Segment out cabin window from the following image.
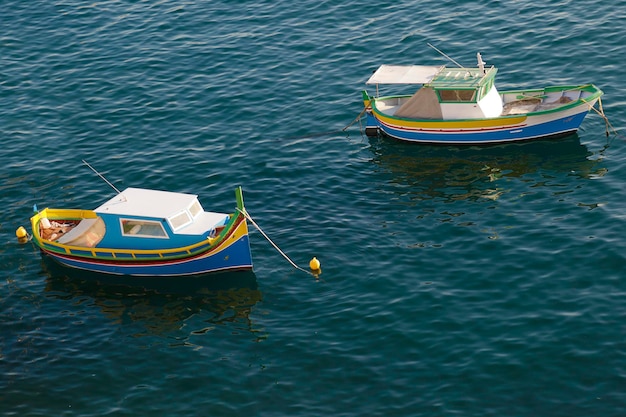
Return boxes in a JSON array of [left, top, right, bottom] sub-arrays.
[[438, 89, 476, 102], [479, 79, 494, 100], [168, 210, 192, 231], [121, 219, 168, 238], [188, 199, 202, 218]]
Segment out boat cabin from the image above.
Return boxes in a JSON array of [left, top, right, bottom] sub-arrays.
[[56, 188, 230, 250], [366, 54, 503, 120]]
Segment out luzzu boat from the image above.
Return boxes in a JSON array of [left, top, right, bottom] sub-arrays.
[[30, 187, 253, 277], [362, 53, 604, 144]]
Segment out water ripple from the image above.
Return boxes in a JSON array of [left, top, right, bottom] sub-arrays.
[[2, 0, 626, 416]]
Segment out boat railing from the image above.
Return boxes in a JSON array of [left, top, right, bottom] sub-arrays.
[[34, 205, 247, 261], [40, 233, 211, 260]]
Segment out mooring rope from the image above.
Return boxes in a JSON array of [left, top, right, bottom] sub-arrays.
[[277, 108, 368, 141], [342, 107, 368, 132], [237, 208, 316, 276], [582, 96, 620, 138]]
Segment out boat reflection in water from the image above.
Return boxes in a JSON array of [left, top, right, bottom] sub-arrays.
[[42, 258, 263, 341], [367, 134, 606, 202]]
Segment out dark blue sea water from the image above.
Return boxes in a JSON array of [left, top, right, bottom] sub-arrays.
[[2, 1, 625, 416]]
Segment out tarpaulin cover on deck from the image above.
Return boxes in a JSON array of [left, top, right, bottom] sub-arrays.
[[394, 87, 443, 119]]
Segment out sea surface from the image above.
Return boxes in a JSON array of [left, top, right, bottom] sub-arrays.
[[1, 1, 625, 416]]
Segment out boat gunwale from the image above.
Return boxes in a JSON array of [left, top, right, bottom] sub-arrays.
[[369, 84, 603, 124], [30, 207, 247, 262]]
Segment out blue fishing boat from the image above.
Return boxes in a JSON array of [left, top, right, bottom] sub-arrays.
[[362, 52, 604, 145], [30, 187, 253, 277]]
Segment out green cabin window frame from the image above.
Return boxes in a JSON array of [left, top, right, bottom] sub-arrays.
[[478, 79, 494, 101], [437, 89, 477, 103]]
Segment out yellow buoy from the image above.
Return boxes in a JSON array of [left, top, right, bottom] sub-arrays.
[[16, 226, 27, 239], [309, 257, 321, 271], [16, 226, 29, 243]]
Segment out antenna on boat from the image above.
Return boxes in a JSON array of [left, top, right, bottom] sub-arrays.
[[82, 160, 121, 194], [427, 43, 463, 68]]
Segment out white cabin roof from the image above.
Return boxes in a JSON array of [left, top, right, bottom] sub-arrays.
[[95, 187, 204, 218], [366, 65, 444, 85]]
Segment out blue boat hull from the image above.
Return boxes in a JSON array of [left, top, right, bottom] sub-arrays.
[[365, 110, 589, 145], [40, 235, 253, 277]]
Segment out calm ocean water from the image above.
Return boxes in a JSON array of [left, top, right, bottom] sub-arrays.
[[2, 1, 625, 415]]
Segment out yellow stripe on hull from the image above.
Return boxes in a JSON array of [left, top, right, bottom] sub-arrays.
[[373, 107, 528, 129]]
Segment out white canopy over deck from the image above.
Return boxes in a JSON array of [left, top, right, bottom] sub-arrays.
[[366, 65, 444, 85]]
